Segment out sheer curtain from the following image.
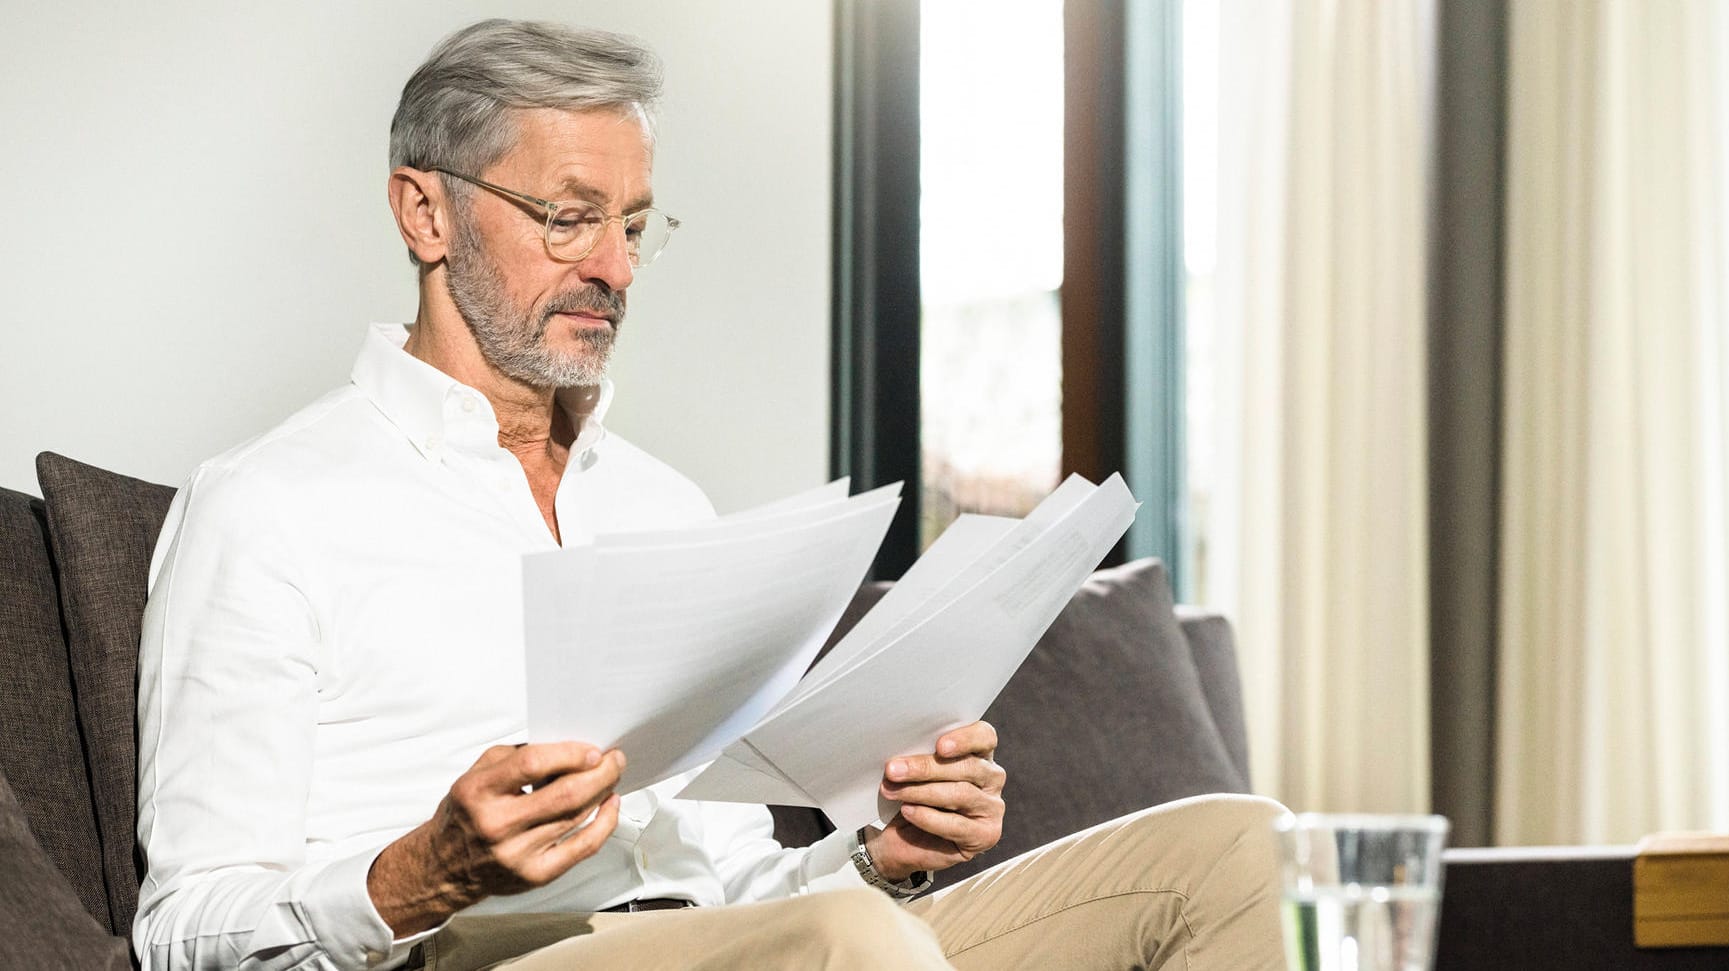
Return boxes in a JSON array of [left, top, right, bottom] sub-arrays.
[[1496, 0, 1729, 845], [1207, 0, 1437, 813]]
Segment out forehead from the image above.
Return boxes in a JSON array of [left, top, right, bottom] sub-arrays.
[[491, 106, 655, 200]]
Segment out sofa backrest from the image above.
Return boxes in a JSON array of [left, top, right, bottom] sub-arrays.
[[33, 453, 177, 939], [0, 485, 109, 925], [8, 453, 1258, 923]]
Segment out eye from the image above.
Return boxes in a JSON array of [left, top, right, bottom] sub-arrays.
[[550, 205, 603, 233]]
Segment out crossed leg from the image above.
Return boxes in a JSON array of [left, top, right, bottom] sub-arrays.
[[910, 793, 1288, 970], [420, 793, 1285, 970]]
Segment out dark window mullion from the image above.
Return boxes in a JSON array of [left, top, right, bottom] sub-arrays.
[[1063, 0, 1186, 590], [831, 0, 922, 579]]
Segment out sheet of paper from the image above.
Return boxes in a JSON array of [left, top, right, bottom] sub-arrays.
[[594, 481, 893, 548], [678, 474, 1137, 829], [770, 513, 1019, 714], [524, 489, 899, 792], [773, 474, 1097, 710]]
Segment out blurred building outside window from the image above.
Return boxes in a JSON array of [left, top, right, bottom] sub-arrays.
[[919, 0, 1066, 548]]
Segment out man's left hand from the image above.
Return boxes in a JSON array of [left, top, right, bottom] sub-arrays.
[[864, 720, 1006, 882]]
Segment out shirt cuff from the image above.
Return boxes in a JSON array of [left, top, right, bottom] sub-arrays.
[[802, 826, 868, 894], [297, 845, 445, 970]]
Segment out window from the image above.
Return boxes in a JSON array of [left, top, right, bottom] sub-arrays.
[[834, 0, 1187, 583]]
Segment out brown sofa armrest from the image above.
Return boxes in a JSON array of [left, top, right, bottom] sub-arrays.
[[0, 768, 130, 969]]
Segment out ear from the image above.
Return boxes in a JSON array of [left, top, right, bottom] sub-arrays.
[[388, 166, 454, 266]]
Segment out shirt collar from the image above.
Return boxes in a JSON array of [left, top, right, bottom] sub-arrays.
[[350, 323, 612, 461]]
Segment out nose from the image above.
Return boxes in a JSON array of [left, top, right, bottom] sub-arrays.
[[576, 218, 635, 292]]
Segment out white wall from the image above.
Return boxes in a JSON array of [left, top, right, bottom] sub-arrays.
[[0, 1, 832, 513]]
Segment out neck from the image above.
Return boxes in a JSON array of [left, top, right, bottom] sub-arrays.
[[403, 282, 576, 455]]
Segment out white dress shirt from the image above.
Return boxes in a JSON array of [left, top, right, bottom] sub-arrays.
[[134, 324, 861, 971]]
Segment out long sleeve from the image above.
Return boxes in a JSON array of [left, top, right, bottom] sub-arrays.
[[697, 800, 865, 904], [133, 464, 417, 971]]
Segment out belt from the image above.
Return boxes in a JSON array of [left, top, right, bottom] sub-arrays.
[[601, 897, 697, 913]]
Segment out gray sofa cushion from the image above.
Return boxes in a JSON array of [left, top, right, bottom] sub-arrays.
[[0, 487, 108, 925], [35, 453, 176, 939], [0, 764, 130, 969]]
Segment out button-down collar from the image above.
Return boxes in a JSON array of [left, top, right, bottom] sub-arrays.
[[350, 323, 613, 462]]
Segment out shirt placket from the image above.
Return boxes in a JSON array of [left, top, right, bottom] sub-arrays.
[[440, 389, 561, 550]]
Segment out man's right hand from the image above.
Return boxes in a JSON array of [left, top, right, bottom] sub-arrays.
[[367, 742, 625, 937]]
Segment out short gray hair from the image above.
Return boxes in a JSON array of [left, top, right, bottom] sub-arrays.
[[390, 19, 663, 176]]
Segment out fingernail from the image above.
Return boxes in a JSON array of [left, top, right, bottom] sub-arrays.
[[613, 750, 628, 770], [583, 749, 601, 768], [939, 740, 955, 756], [888, 759, 906, 779]]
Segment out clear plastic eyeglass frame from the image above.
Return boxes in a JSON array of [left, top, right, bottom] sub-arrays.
[[431, 167, 679, 267]]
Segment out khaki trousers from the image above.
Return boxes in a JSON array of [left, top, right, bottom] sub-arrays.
[[416, 793, 1287, 971]]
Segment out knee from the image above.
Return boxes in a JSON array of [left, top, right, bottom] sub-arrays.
[[1132, 792, 1287, 852], [787, 889, 944, 966], [1107, 793, 1288, 885], [1146, 794, 1287, 904]]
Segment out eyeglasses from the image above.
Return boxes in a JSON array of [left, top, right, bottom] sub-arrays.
[[432, 168, 679, 267]]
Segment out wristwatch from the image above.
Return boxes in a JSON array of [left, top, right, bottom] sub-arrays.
[[850, 827, 932, 899]]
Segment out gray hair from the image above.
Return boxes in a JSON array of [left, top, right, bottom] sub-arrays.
[[391, 19, 663, 179]]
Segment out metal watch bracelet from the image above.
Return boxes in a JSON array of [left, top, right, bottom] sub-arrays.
[[850, 827, 932, 900]]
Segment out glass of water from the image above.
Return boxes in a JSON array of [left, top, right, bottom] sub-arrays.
[[1274, 813, 1450, 971]]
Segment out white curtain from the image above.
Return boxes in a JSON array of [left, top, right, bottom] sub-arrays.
[[1497, 0, 1729, 845], [1208, 0, 1437, 813]]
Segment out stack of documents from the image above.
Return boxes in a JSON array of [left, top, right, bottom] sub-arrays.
[[524, 473, 1137, 833]]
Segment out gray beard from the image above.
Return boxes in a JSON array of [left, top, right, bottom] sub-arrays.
[[445, 218, 623, 388]]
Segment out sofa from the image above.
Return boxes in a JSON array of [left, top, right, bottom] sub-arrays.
[[1, 452, 1256, 968], [9, 452, 1724, 969]]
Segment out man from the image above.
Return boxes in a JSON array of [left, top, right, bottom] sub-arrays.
[[134, 19, 1285, 971]]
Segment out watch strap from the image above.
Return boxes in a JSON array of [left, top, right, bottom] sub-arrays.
[[850, 827, 932, 900]]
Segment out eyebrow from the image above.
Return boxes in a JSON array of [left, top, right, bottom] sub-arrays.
[[555, 178, 655, 213]]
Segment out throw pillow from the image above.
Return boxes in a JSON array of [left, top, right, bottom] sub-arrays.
[[35, 452, 177, 938]]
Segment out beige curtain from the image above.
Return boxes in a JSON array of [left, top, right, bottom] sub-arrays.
[[1497, 0, 1729, 845], [1208, 0, 1436, 813]]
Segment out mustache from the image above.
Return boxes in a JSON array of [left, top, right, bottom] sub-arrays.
[[540, 286, 625, 326]]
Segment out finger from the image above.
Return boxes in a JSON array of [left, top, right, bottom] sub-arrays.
[[517, 793, 622, 885], [897, 799, 1003, 852], [936, 721, 997, 760], [880, 820, 969, 869], [878, 814, 989, 870], [886, 754, 1005, 791], [510, 751, 626, 830], [881, 779, 998, 815], [471, 744, 523, 772], [481, 742, 607, 794]]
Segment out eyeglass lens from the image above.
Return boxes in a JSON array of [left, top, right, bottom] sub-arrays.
[[547, 203, 674, 266]]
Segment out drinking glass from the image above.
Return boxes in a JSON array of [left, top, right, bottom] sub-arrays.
[[1274, 813, 1450, 971]]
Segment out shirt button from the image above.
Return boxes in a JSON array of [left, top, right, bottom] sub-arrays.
[[462, 396, 478, 413], [424, 434, 442, 450], [363, 947, 385, 965]]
